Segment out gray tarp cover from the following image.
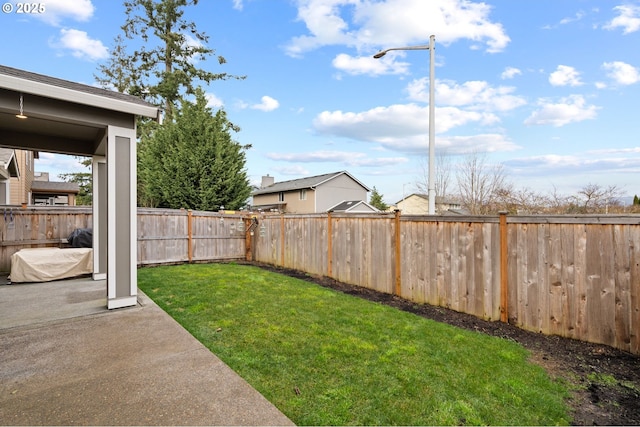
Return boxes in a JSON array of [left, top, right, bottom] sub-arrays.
[[10, 248, 93, 283]]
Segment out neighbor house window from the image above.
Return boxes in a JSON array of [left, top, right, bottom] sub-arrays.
[[299, 189, 307, 200], [278, 192, 284, 202]]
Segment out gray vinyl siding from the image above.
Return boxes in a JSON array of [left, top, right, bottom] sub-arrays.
[[315, 174, 368, 212]]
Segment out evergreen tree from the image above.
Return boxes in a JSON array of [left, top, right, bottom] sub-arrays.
[[634, 195, 639, 205], [95, 0, 244, 119], [59, 172, 92, 206], [369, 186, 389, 211], [138, 89, 251, 210]]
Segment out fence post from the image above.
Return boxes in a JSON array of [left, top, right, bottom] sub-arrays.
[[327, 211, 333, 277], [280, 214, 285, 266], [244, 217, 253, 262], [499, 211, 508, 323], [187, 209, 193, 263], [394, 209, 401, 296]]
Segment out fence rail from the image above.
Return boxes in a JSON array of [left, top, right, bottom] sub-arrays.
[[1, 207, 639, 355]]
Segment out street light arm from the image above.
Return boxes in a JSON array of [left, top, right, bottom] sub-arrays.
[[373, 44, 431, 58]]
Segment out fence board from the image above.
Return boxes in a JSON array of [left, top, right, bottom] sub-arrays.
[[575, 224, 589, 341], [614, 225, 631, 352], [459, 223, 473, 314], [450, 223, 460, 312], [630, 230, 640, 354], [560, 224, 577, 339], [548, 223, 563, 336]]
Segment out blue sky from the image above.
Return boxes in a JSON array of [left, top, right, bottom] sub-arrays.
[[1, 0, 640, 204]]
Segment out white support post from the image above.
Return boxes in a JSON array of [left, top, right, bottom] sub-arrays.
[[106, 125, 138, 309]]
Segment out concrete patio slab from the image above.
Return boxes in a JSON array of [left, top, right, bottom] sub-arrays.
[[0, 279, 294, 426], [0, 277, 107, 329]]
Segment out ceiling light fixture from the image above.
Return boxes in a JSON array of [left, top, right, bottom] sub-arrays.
[[16, 94, 27, 119]]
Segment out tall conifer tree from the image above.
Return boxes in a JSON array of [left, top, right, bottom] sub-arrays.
[[96, 0, 243, 118], [138, 90, 251, 210]]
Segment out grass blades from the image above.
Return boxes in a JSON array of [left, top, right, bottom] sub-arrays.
[[138, 263, 569, 426]]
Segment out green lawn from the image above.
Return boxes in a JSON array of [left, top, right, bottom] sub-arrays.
[[138, 263, 569, 426]]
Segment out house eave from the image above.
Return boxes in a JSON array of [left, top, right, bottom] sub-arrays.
[[0, 74, 159, 119]]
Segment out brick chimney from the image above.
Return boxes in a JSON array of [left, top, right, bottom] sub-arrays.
[[261, 174, 275, 188]]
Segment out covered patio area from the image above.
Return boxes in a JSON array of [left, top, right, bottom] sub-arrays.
[[0, 64, 159, 309]]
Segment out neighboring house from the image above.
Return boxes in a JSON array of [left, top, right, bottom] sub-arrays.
[[9, 149, 37, 205], [31, 173, 79, 206], [396, 193, 462, 215], [0, 148, 20, 204], [3, 150, 79, 206], [252, 171, 370, 213], [328, 200, 379, 213]]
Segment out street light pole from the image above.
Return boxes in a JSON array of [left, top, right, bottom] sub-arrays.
[[374, 35, 436, 214]]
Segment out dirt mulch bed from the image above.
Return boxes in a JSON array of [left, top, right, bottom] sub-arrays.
[[250, 262, 640, 426]]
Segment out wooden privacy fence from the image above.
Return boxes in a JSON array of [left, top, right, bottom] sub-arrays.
[[0, 206, 93, 272], [0, 207, 246, 271], [137, 208, 246, 265], [2, 207, 639, 355], [252, 212, 640, 355]]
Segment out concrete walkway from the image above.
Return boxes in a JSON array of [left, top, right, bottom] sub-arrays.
[[0, 278, 294, 426]]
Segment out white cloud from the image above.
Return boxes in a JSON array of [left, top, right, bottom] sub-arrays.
[[549, 65, 583, 87], [407, 78, 526, 112], [524, 95, 599, 127], [437, 134, 520, 154], [332, 52, 410, 76], [51, 28, 108, 61], [273, 165, 311, 176], [501, 67, 521, 80], [232, 0, 243, 11], [35, 152, 89, 178], [602, 61, 640, 85], [506, 154, 640, 176], [266, 150, 408, 167], [589, 147, 640, 155], [268, 151, 365, 163], [184, 33, 203, 51], [350, 157, 409, 167], [604, 4, 640, 34], [205, 93, 224, 108], [250, 96, 280, 112], [543, 10, 586, 29], [559, 10, 586, 25], [285, 0, 510, 57], [312, 103, 509, 153], [507, 154, 583, 170], [28, 0, 94, 26]]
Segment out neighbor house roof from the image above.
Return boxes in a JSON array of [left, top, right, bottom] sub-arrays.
[[0, 64, 159, 118], [328, 200, 379, 213], [0, 148, 19, 178], [252, 171, 370, 196], [31, 180, 79, 194]]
